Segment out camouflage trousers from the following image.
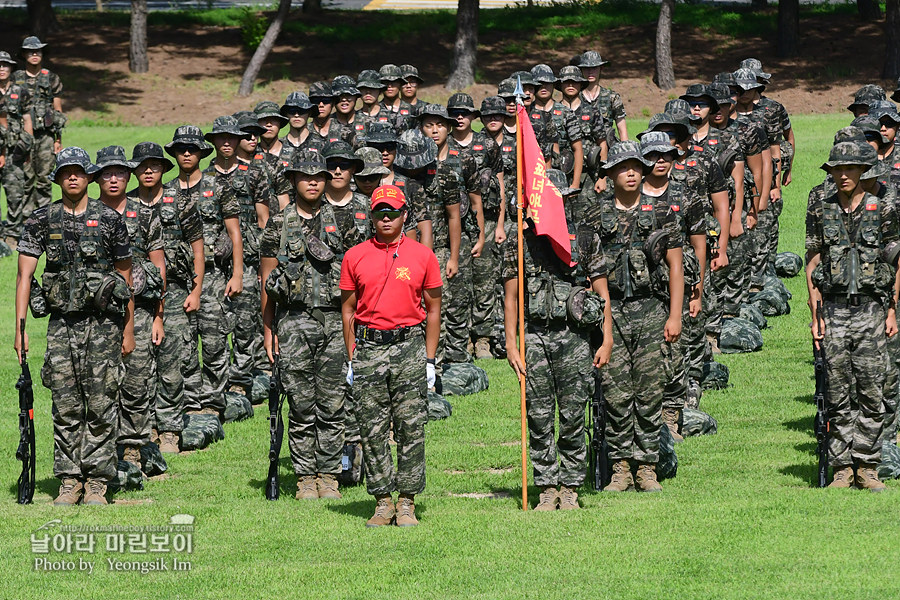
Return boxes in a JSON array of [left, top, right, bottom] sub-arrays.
[[435, 234, 473, 365], [42, 312, 123, 483], [708, 230, 752, 332], [228, 262, 267, 390], [119, 304, 157, 446], [602, 297, 667, 464], [662, 291, 706, 410], [767, 198, 782, 270], [1, 155, 27, 239], [154, 280, 195, 433], [823, 299, 890, 467], [353, 330, 428, 496], [524, 323, 591, 488], [183, 267, 233, 413], [278, 307, 345, 476], [25, 131, 54, 211], [748, 207, 774, 288], [885, 334, 900, 439], [471, 215, 502, 340]]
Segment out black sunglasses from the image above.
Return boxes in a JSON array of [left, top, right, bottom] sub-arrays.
[[373, 208, 405, 220]]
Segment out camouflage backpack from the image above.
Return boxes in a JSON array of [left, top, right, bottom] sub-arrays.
[[441, 363, 489, 396], [719, 317, 763, 354]]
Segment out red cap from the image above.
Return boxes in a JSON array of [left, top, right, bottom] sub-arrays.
[[370, 184, 406, 210]]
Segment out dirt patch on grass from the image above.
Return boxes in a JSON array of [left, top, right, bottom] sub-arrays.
[[448, 491, 512, 499]]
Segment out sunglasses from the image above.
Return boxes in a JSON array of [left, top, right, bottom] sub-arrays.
[[327, 160, 356, 171], [370, 143, 397, 152], [310, 97, 332, 105], [355, 174, 382, 183], [865, 132, 882, 141], [687, 100, 710, 108], [373, 208, 405, 220]]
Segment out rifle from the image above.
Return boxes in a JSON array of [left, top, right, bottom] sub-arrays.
[[265, 352, 285, 501], [16, 318, 36, 504], [812, 301, 829, 488], [589, 369, 609, 490]]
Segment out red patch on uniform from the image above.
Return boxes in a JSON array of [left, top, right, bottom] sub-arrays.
[[238, 164, 249, 171], [355, 212, 366, 219], [709, 139, 718, 146], [282, 161, 289, 167], [569, 233, 577, 240], [427, 169, 436, 175], [449, 149, 458, 156], [325, 225, 336, 232], [378, 116, 389, 122], [581, 115, 591, 120], [553, 110, 562, 115], [41, 69, 48, 74], [395, 180, 405, 187], [329, 138, 338, 143], [400, 109, 409, 115], [894, 162, 900, 170], [202, 190, 214, 197], [670, 204, 680, 212], [355, 124, 365, 130], [674, 163, 685, 170], [473, 144, 483, 151], [162, 196, 174, 203], [502, 146, 513, 152], [254, 153, 264, 160], [531, 114, 540, 120], [687, 160, 698, 167], [693, 145, 703, 152], [10, 93, 17, 99], [86, 219, 98, 227], [866, 203, 878, 211], [641, 204, 653, 211], [126, 211, 137, 218]]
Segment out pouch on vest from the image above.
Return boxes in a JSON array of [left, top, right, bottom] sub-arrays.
[[93, 271, 131, 314], [525, 273, 551, 322], [549, 279, 572, 321], [214, 229, 233, 271], [132, 259, 164, 301], [567, 287, 605, 327], [29, 276, 49, 318]]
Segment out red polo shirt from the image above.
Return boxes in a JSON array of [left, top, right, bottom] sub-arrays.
[[340, 236, 442, 330]]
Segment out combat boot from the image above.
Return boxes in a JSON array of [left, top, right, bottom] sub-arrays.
[[54, 479, 83, 505], [366, 496, 395, 527], [663, 408, 684, 443], [474, 337, 493, 360], [828, 466, 854, 488], [686, 379, 702, 410], [83, 479, 109, 505], [635, 463, 663, 493], [466, 338, 475, 357], [395, 494, 418, 527], [122, 445, 142, 470], [295, 475, 318, 500], [151, 428, 159, 445], [856, 464, 886, 492], [706, 332, 721, 355], [533, 487, 558, 511], [558, 486, 579, 510], [317, 473, 342, 499], [159, 432, 180, 454], [603, 460, 634, 492]]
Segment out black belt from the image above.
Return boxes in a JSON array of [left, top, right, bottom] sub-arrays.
[[356, 323, 422, 345], [822, 293, 878, 307]]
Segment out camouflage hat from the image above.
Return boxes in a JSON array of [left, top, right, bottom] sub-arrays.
[[447, 92, 479, 115], [331, 75, 360, 97], [738, 58, 771, 83], [848, 84, 886, 111], [639, 112, 691, 142], [357, 69, 386, 90], [510, 70, 536, 87], [395, 129, 438, 170], [665, 98, 700, 125], [600, 140, 653, 175], [892, 78, 900, 103], [480, 95, 507, 117], [164, 125, 214, 158], [233, 110, 266, 135], [680, 84, 718, 110], [400, 64, 423, 83], [95, 145, 136, 173], [379, 64, 404, 83], [256, 100, 289, 124], [640, 130, 680, 157], [858, 143, 887, 180], [732, 68, 764, 91], [366, 121, 399, 144], [284, 149, 332, 179], [355, 146, 390, 177], [708, 82, 736, 106], [418, 103, 455, 126], [21, 36, 47, 50], [204, 115, 251, 142], [712, 71, 737, 87], [851, 115, 889, 144], [832, 126, 867, 146], [0, 51, 16, 65], [556, 65, 586, 88], [497, 78, 517, 98], [870, 99, 900, 124], [546, 168, 577, 197], [820, 141, 872, 172], [131, 141, 174, 173], [531, 64, 557, 84], [578, 50, 609, 68], [51, 147, 98, 181], [308, 81, 333, 100], [280, 92, 313, 116], [323, 140, 364, 171]]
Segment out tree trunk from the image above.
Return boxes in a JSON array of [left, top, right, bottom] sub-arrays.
[[858, 0, 882, 20], [96, 0, 104, 12], [776, 0, 800, 57], [885, 0, 900, 79], [26, 0, 59, 38], [129, 0, 149, 73], [238, 0, 292, 97], [654, 0, 675, 90], [446, 0, 479, 90], [302, 0, 321, 14], [750, 0, 767, 11]]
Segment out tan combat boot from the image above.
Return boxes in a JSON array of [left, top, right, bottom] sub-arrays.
[[635, 463, 663, 493], [663, 408, 684, 443], [395, 494, 418, 527], [54, 479, 83, 505], [295, 475, 319, 500], [158, 432, 180, 454], [151, 428, 160, 445], [122, 445, 142, 470], [828, 466, 854, 488], [83, 479, 109, 505], [706, 332, 721, 355], [603, 460, 634, 492], [533, 487, 558, 511], [558, 486, 579, 510], [856, 464, 886, 492], [474, 337, 493, 360], [317, 473, 342, 499], [366, 496, 395, 527]]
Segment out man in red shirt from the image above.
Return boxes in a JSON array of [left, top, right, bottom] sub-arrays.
[[340, 184, 442, 527]]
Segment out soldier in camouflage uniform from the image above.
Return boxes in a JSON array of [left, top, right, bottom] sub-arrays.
[[503, 168, 613, 510], [532, 64, 585, 191], [400, 65, 425, 117], [354, 145, 390, 198], [95, 146, 165, 471], [341, 184, 442, 526], [278, 92, 318, 167], [869, 101, 900, 188], [500, 74, 559, 163], [308, 81, 343, 147], [589, 142, 684, 493], [355, 69, 392, 132], [260, 150, 347, 501], [577, 50, 627, 145], [848, 84, 886, 118], [256, 100, 290, 171], [16, 147, 135, 505], [233, 110, 291, 221], [806, 141, 900, 491], [14, 37, 65, 213], [379, 64, 415, 132], [324, 141, 371, 248], [0, 50, 34, 245], [331, 75, 365, 148], [558, 65, 609, 185]]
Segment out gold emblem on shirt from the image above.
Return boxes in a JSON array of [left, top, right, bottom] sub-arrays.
[[395, 267, 410, 281]]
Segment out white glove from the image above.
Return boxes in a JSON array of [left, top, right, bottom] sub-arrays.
[[346, 361, 354, 386], [426, 360, 436, 389]]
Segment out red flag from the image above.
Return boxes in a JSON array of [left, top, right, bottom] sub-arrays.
[[516, 104, 573, 266]]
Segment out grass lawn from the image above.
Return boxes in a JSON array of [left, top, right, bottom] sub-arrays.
[[2, 113, 900, 598]]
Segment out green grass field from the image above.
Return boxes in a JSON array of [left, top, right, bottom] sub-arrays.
[[3, 113, 900, 598]]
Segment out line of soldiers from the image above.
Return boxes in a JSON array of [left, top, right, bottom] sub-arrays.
[[10, 50, 807, 516]]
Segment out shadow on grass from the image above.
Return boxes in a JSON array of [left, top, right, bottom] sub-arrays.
[[7, 477, 60, 500], [247, 456, 296, 499], [779, 463, 819, 488], [784, 414, 814, 434]]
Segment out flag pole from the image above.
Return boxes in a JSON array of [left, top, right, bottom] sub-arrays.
[[514, 76, 528, 512]]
